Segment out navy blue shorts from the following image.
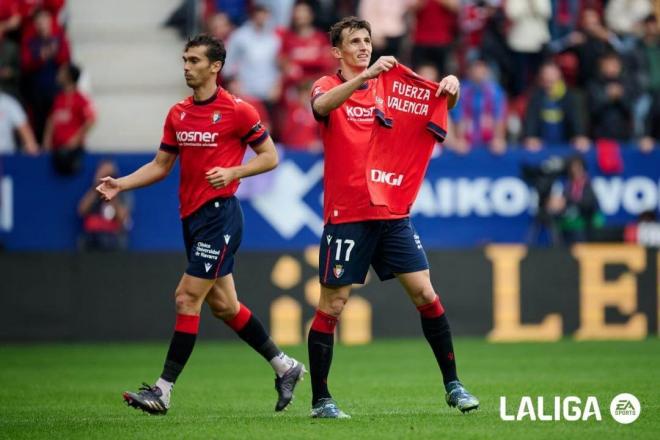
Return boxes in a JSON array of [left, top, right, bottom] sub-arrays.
[[319, 218, 429, 286], [182, 196, 243, 279]]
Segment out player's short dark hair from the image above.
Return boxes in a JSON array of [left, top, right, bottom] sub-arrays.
[[328, 16, 371, 47], [184, 34, 226, 65]]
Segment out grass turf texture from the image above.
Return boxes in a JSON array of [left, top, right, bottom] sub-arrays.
[[0, 339, 658, 439]]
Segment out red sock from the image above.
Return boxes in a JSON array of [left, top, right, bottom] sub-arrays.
[[417, 296, 445, 318], [174, 313, 200, 334], [310, 310, 338, 334], [225, 303, 252, 332]]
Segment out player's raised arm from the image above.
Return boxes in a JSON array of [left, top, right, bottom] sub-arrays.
[[96, 149, 177, 201], [313, 55, 397, 117]]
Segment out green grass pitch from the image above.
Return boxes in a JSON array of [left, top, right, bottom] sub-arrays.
[[1, 339, 658, 439]]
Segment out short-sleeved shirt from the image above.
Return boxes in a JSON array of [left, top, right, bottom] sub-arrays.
[[311, 71, 407, 224], [367, 63, 447, 215], [50, 90, 95, 148], [160, 87, 268, 219], [0, 92, 27, 153]]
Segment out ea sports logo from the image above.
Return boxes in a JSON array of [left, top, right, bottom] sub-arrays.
[[610, 393, 641, 424]]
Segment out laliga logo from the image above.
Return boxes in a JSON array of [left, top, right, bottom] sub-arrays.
[[371, 169, 404, 187], [500, 393, 641, 423]]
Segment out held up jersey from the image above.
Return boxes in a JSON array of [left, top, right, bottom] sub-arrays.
[[311, 71, 407, 224], [366, 63, 448, 215], [160, 88, 268, 218]]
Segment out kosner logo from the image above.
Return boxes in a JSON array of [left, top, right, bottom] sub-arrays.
[[175, 131, 219, 143], [345, 106, 374, 118], [371, 169, 403, 187]]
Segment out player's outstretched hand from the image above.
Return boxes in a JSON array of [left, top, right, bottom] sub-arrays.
[[361, 56, 397, 80], [206, 167, 238, 189], [96, 177, 121, 201], [436, 75, 460, 97]]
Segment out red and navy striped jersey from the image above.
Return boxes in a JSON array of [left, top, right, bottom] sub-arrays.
[[160, 87, 268, 218]]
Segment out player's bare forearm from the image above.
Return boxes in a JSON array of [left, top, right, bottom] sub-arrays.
[[205, 138, 278, 189], [313, 76, 369, 116], [236, 137, 278, 179], [116, 150, 177, 191], [314, 57, 397, 116]]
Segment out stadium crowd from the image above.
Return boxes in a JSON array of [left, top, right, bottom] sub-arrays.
[[0, 0, 95, 174], [181, 0, 659, 154], [2, 0, 658, 157]]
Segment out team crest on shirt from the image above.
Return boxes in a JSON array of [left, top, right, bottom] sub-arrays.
[[212, 112, 222, 123], [333, 264, 344, 278], [180, 111, 186, 120]]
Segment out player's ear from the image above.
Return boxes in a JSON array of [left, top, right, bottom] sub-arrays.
[[331, 46, 342, 61], [211, 60, 222, 74]]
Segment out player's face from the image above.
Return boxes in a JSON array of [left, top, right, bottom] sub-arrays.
[[334, 28, 372, 69], [183, 46, 220, 89]]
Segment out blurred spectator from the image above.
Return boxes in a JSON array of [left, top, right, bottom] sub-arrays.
[[450, 58, 507, 154], [223, 5, 281, 105], [0, 0, 21, 38], [21, 8, 70, 142], [165, 0, 199, 39], [279, 1, 333, 97], [279, 81, 321, 151], [505, 0, 551, 96], [0, 28, 20, 98], [44, 63, 95, 175], [308, 0, 358, 33], [605, 0, 652, 38], [586, 51, 637, 142], [0, 90, 39, 154], [523, 62, 589, 151], [78, 160, 131, 251], [550, 8, 624, 88], [255, 0, 296, 28], [224, 76, 272, 132], [640, 91, 659, 151], [19, 0, 67, 26], [625, 13, 660, 138], [209, 0, 249, 26], [478, 4, 515, 90], [206, 11, 234, 42], [548, 155, 603, 244], [410, 0, 459, 74], [458, 0, 501, 69], [549, 0, 590, 40], [358, 0, 411, 61], [639, 15, 660, 94]]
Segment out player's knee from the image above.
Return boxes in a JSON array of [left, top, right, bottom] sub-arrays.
[[208, 296, 239, 320], [326, 296, 348, 316], [409, 286, 437, 306], [174, 287, 200, 313]]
